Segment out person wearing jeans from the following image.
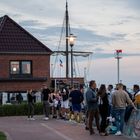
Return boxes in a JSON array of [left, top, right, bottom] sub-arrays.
[[112, 83, 137, 136], [112, 107, 125, 133]]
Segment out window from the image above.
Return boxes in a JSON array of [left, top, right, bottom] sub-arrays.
[[21, 61, 31, 74], [11, 61, 20, 74], [10, 61, 32, 77]]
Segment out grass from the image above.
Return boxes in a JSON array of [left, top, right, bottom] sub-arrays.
[[0, 132, 6, 140]]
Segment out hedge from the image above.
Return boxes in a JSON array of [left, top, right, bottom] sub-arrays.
[[0, 103, 43, 116], [0, 132, 6, 140]]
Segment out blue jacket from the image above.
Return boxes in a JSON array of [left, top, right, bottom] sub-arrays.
[[86, 87, 98, 110]]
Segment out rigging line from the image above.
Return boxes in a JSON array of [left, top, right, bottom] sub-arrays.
[[73, 56, 77, 77], [74, 56, 80, 77], [68, 5, 72, 35], [69, 22, 71, 34], [52, 15, 65, 76], [87, 55, 91, 76], [75, 57, 81, 77], [87, 54, 93, 78], [68, 6, 71, 34]]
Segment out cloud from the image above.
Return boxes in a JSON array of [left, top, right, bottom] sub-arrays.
[[135, 32, 140, 36], [18, 20, 128, 53], [126, 0, 140, 11], [19, 20, 41, 27], [123, 53, 140, 57], [0, 0, 140, 87], [93, 52, 140, 59], [93, 48, 104, 52], [111, 33, 127, 40]]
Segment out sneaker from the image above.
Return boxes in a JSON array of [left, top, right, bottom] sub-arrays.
[[27, 118, 30, 121], [85, 127, 89, 130], [90, 130, 95, 135], [44, 117, 49, 121], [53, 116, 57, 119], [61, 116, 66, 120], [115, 131, 122, 136], [100, 132, 108, 136], [30, 118, 35, 121]]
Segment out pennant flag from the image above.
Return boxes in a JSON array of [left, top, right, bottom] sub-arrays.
[[116, 50, 122, 53], [60, 59, 63, 67]]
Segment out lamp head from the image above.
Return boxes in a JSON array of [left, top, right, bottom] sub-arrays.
[[69, 33, 76, 47]]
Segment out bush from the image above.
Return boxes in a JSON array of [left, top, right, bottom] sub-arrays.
[[0, 103, 43, 116], [0, 132, 6, 140]]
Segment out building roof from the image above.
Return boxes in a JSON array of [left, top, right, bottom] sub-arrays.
[[0, 15, 52, 54]]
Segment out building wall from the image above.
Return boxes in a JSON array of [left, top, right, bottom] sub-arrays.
[[50, 77, 84, 89], [0, 82, 44, 91], [0, 54, 51, 91]]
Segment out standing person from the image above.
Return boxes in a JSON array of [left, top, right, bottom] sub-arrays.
[[133, 84, 140, 97], [69, 87, 84, 123], [86, 80, 100, 135], [16, 93, 23, 104], [53, 90, 61, 119], [112, 83, 137, 136], [134, 92, 140, 109], [133, 85, 140, 108], [68, 87, 74, 120], [0, 93, 2, 105], [27, 89, 35, 120], [107, 84, 114, 117], [123, 85, 133, 123], [123, 85, 132, 100], [133, 85, 140, 109], [60, 87, 69, 119], [84, 87, 89, 130], [41, 84, 51, 120], [97, 84, 109, 136]]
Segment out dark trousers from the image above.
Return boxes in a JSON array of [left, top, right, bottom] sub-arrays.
[[88, 108, 100, 133], [85, 106, 89, 128], [28, 102, 34, 118], [43, 101, 50, 117], [108, 104, 112, 117], [99, 105, 108, 132]]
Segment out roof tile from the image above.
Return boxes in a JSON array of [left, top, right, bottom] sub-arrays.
[[0, 15, 52, 54]]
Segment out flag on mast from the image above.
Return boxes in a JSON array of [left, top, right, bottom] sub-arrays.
[[116, 50, 122, 53], [60, 59, 63, 67]]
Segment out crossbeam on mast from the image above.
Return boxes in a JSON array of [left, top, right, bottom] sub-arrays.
[[52, 51, 93, 57]]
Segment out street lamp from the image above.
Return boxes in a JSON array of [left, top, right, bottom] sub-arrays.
[[69, 33, 76, 87], [114, 50, 122, 84]]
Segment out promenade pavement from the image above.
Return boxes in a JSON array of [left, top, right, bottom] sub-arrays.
[[0, 116, 137, 140]]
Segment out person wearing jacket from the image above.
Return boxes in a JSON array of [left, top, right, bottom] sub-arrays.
[[97, 84, 109, 136], [69, 87, 84, 122], [112, 83, 137, 136], [86, 80, 100, 135], [27, 89, 35, 120]]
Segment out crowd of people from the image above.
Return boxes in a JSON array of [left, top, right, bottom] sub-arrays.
[[27, 82, 140, 136]]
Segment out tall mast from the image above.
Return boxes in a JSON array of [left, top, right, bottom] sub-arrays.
[[66, 0, 69, 78], [52, 1, 93, 80]]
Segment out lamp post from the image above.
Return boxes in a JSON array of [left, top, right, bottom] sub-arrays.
[[69, 34, 76, 87], [114, 50, 122, 84]]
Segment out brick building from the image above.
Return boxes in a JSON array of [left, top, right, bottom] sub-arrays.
[[51, 77, 84, 89], [0, 15, 52, 98]]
